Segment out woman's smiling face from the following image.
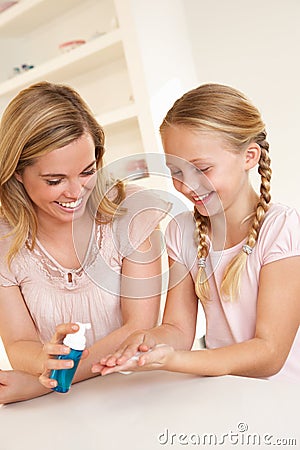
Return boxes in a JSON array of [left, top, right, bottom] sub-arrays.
[[15, 132, 97, 225], [162, 125, 251, 219]]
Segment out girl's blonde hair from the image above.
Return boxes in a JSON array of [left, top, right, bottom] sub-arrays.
[[0, 81, 125, 266], [160, 83, 271, 302]]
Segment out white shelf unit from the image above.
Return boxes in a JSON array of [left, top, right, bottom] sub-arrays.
[[0, 0, 197, 179], [0, 0, 148, 173]]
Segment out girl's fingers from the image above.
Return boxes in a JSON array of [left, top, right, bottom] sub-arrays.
[[99, 354, 113, 366], [138, 344, 172, 367], [99, 342, 143, 367], [104, 334, 157, 366], [91, 363, 103, 373], [114, 345, 140, 365], [115, 334, 158, 364], [100, 346, 170, 376], [103, 349, 128, 366], [95, 333, 159, 374], [100, 357, 138, 376]]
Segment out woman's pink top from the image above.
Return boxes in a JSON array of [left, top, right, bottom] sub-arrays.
[[165, 203, 300, 381], [0, 186, 171, 347]]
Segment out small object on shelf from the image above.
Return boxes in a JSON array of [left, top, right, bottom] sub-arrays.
[[10, 63, 34, 78], [110, 16, 118, 30], [12, 66, 21, 76], [0, 1, 19, 13], [88, 31, 106, 41], [21, 63, 34, 71], [58, 39, 86, 53]]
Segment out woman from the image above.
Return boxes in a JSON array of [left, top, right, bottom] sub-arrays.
[[0, 81, 170, 403]]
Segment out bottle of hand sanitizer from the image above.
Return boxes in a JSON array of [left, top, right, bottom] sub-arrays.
[[50, 322, 91, 393]]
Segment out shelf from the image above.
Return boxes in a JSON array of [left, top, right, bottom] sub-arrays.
[[0, 0, 84, 35], [0, 28, 123, 96], [0, 0, 164, 174], [97, 104, 137, 127]]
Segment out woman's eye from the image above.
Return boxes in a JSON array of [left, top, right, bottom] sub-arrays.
[[46, 179, 62, 186], [81, 168, 96, 177]]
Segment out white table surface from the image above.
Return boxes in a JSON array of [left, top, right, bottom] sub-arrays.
[[0, 371, 299, 450]]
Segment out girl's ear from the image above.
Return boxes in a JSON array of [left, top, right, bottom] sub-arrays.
[[14, 172, 23, 183], [244, 143, 261, 170]]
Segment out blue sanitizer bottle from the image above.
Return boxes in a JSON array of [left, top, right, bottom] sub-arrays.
[[50, 322, 91, 393]]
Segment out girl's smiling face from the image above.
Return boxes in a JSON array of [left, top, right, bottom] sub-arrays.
[[15, 133, 97, 226], [162, 125, 256, 220]]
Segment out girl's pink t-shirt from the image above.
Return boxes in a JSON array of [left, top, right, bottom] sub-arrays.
[[165, 203, 300, 381]]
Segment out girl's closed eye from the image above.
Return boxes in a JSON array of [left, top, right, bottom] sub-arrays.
[[167, 166, 182, 176], [195, 166, 210, 173], [171, 169, 182, 176]]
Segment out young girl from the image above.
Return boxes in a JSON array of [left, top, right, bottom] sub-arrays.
[[0, 81, 170, 403], [97, 83, 300, 381]]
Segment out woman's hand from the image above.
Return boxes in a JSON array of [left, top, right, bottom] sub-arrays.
[[0, 369, 50, 404], [39, 323, 88, 389]]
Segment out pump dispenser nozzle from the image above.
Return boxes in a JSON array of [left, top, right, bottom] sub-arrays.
[[63, 322, 91, 351], [50, 322, 91, 393]]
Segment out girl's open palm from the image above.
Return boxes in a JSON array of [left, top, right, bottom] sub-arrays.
[[100, 342, 174, 376]]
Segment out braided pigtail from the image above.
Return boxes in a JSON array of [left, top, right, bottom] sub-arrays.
[[221, 132, 272, 301], [194, 208, 210, 302]]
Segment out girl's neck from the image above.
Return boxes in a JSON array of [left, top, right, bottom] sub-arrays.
[[211, 188, 259, 250]]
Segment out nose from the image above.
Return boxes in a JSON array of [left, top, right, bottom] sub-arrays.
[[63, 178, 84, 199], [180, 170, 201, 196]]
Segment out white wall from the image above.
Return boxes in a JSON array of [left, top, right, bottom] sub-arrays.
[[183, 0, 300, 210]]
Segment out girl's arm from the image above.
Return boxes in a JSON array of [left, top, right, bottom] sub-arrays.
[[100, 256, 300, 378], [0, 370, 50, 405], [162, 255, 300, 378], [39, 228, 163, 387]]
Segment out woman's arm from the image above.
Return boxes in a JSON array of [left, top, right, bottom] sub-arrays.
[[0, 226, 162, 382], [0, 285, 46, 375], [39, 228, 164, 387], [100, 256, 300, 378]]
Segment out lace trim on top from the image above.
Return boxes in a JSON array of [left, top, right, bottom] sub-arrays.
[[25, 222, 107, 289]]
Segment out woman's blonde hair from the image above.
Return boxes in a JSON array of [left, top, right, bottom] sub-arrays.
[[0, 81, 125, 265], [160, 83, 271, 302]]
